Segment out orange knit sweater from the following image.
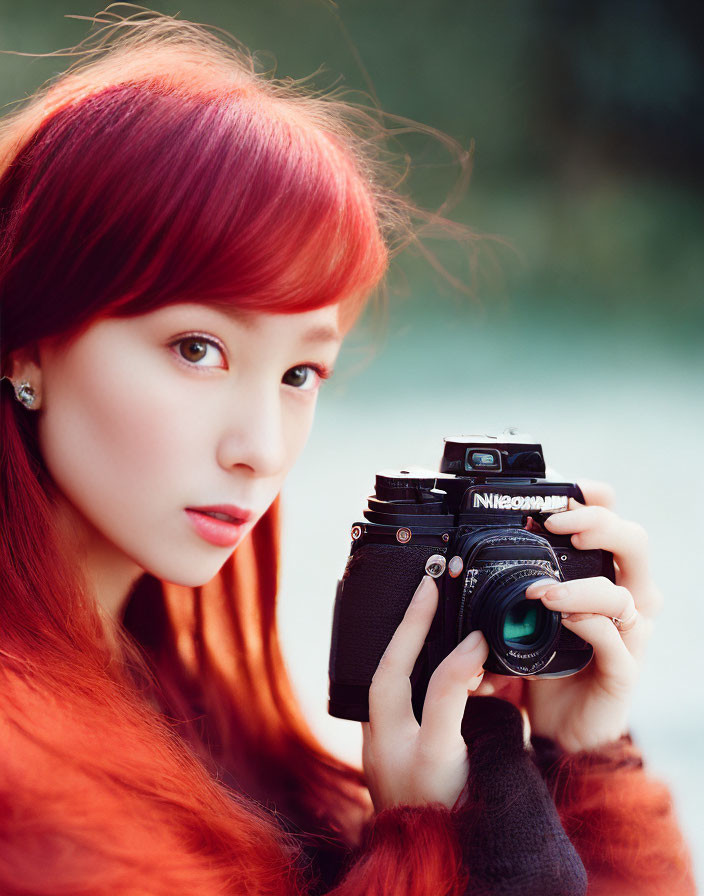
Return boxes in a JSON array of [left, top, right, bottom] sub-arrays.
[[334, 730, 698, 896]]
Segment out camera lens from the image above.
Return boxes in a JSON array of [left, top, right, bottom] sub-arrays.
[[502, 600, 545, 645], [466, 565, 562, 675]]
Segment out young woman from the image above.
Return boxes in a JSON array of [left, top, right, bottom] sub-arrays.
[[0, 9, 696, 895]]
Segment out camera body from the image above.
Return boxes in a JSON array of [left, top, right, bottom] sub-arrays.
[[328, 433, 615, 723]]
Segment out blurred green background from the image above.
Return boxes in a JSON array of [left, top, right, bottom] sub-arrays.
[[2, 0, 701, 341], [1, 0, 702, 885]]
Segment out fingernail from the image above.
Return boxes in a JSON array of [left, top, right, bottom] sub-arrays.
[[459, 630, 483, 653], [412, 575, 434, 602], [544, 585, 568, 601], [561, 612, 572, 620], [526, 587, 547, 599], [526, 578, 555, 599]]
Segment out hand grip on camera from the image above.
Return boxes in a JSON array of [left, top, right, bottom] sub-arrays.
[[362, 574, 489, 813]]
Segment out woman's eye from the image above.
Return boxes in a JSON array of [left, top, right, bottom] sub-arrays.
[[171, 335, 226, 369], [282, 365, 323, 391]]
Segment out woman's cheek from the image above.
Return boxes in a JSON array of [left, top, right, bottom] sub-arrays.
[[37, 349, 188, 550], [284, 392, 319, 467]]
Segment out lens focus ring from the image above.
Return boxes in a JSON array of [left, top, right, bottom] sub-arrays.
[[464, 564, 562, 676]]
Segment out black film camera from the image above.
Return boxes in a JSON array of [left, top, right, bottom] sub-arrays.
[[328, 432, 615, 723]]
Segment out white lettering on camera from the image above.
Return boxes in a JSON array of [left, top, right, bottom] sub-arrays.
[[472, 493, 569, 511]]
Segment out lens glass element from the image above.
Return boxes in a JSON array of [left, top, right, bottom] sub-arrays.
[[502, 601, 542, 644]]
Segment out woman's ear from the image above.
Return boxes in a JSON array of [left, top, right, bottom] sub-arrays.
[[4, 344, 43, 410]]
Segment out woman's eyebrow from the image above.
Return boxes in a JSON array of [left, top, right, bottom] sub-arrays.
[[299, 325, 341, 345], [199, 304, 341, 345]]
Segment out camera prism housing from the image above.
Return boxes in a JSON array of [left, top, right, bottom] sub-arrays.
[[328, 433, 615, 723]]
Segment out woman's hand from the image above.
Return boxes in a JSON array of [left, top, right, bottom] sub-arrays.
[[518, 479, 663, 753], [362, 574, 489, 813]]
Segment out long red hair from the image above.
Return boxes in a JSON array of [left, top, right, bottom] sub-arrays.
[[0, 8, 476, 894]]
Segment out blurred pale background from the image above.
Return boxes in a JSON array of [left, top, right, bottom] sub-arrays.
[[1, 0, 701, 885]]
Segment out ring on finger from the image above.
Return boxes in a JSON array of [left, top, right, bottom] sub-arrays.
[[611, 607, 639, 633]]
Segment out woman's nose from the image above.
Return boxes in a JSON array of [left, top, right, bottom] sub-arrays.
[[215, 386, 287, 478]]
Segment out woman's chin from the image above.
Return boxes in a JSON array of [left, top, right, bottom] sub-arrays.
[[138, 553, 233, 590]]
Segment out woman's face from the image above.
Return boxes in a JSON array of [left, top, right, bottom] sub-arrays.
[[34, 301, 342, 591]]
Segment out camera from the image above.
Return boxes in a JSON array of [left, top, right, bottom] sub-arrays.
[[328, 432, 615, 723]]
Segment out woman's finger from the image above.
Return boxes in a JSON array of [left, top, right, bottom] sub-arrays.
[[361, 720, 371, 748], [572, 480, 661, 614], [525, 576, 646, 655], [415, 630, 489, 759], [543, 502, 662, 616], [576, 478, 616, 510], [558, 612, 639, 698], [545, 502, 646, 567], [367, 575, 438, 738]]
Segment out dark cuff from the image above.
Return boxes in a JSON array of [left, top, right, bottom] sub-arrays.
[[454, 698, 588, 896]]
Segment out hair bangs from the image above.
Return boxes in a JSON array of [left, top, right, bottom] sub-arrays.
[[1, 79, 388, 346], [185, 98, 391, 318]]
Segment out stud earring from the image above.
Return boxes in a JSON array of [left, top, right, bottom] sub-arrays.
[[14, 380, 40, 410]]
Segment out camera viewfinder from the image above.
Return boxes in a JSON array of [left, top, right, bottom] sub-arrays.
[[465, 448, 501, 472]]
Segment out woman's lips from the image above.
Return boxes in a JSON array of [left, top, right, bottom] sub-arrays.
[[185, 509, 248, 547], [187, 503, 253, 523]]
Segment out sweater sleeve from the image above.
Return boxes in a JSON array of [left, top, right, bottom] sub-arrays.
[[530, 732, 697, 895], [317, 697, 588, 896]]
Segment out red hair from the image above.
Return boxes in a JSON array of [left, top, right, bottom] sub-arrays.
[[0, 8, 476, 894]]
